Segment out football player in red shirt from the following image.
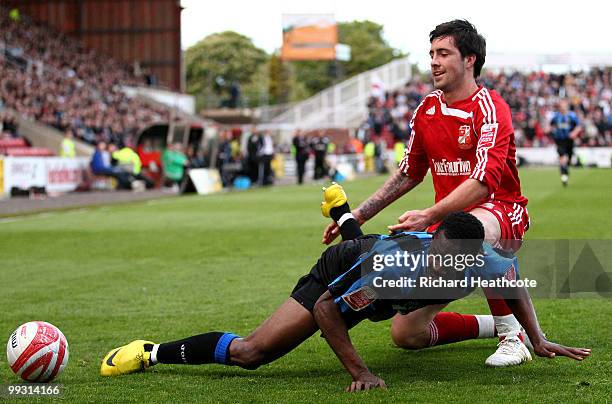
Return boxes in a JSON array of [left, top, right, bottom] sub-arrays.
[[323, 20, 532, 367]]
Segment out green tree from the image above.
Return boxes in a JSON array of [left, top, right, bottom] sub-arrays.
[[268, 53, 291, 104], [290, 60, 335, 97], [241, 61, 270, 108], [185, 31, 268, 109], [339, 20, 403, 77]]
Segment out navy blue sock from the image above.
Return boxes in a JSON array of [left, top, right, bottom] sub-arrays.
[[156, 332, 239, 365]]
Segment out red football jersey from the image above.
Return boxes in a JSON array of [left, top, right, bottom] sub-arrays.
[[399, 86, 527, 208]]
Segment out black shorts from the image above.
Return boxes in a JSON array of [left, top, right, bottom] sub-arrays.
[[555, 138, 574, 158], [290, 236, 377, 312]]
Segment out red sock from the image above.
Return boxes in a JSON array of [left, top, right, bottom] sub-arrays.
[[483, 288, 513, 316], [429, 312, 479, 346]]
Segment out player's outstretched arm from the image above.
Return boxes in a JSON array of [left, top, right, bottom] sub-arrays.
[[388, 178, 488, 233], [323, 171, 420, 244], [502, 287, 591, 361], [313, 291, 387, 392]]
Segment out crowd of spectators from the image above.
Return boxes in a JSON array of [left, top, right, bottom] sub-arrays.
[[365, 69, 611, 147], [0, 109, 20, 139], [0, 7, 169, 147]]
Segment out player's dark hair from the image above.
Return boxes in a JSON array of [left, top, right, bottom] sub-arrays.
[[430, 20, 486, 78], [437, 211, 484, 240], [436, 211, 485, 255]]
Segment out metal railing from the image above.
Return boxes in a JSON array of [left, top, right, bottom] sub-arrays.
[[263, 57, 411, 130]]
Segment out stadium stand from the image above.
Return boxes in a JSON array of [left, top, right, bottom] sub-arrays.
[[0, 109, 54, 156], [482, 70, 611, 147], [0, 6, 170, 148], [364, 69, 611, 147]]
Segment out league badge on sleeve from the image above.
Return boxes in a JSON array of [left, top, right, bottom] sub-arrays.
[[503, 264, 517, 281], [341, 286, 378, 311], [478, 123, 498, 148]]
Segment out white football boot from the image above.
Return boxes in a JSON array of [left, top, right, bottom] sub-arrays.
[[485, 334, 532, 367]]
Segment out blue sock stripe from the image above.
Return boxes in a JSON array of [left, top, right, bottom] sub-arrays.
[[214, 333, 239, 364]]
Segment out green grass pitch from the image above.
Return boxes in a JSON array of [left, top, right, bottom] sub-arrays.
[[0, 167, 610, 402]]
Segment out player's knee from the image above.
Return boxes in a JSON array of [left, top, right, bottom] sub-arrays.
[[390, 325, 430, 350], [230, 339, 266, 370]]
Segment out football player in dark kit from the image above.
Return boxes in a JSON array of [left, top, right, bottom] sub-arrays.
[[550, 99, 581, 186], [101, 184, 590, 392]]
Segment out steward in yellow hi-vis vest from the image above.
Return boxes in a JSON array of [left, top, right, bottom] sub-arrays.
[[112, 147, 142, 175], [60, 132, 76, 158]]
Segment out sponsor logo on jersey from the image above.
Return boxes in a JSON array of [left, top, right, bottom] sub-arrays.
[[479, 123, 498, 148], [342, 286, 377, 311], [426, 106, 436, 115], [432, 159, 471, 176], [458, 125, 473, 149]]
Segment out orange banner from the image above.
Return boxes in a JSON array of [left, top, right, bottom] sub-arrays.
[[281, 14, 337, 61]]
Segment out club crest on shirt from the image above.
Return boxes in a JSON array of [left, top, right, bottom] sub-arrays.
[[458, 125, 473, 149], [503, 265, 517, 281], [341, 286, 377, 311]]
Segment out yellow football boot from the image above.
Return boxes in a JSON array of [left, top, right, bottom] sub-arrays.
[[100, 340, 155, 377], [321, 182, 348, 218]]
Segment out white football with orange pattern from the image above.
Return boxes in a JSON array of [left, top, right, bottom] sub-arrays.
[[6, 321, 69, 382]]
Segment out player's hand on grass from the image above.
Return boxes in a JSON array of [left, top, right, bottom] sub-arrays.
[[346, 371, 387, 392], [388, 209, 433, 233], [533, 340, 591, 361]]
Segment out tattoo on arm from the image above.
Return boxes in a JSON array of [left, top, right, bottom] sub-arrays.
[[356, 171, 420, 222]]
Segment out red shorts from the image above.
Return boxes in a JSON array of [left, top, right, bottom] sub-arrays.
[[475, 200, 530, 251], [428, 200, 530, 252]]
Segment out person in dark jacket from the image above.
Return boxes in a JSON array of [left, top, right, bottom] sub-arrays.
[[90, 142, 132, 189], [292, 130, 310, 184]]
